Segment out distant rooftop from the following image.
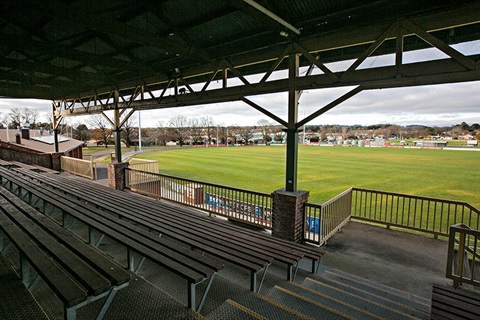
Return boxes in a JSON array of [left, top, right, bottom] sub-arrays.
[[0, 129, 83, 153], [30, 135, 70, 145]]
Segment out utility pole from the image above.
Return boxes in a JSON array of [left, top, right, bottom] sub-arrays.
[[138, 110, 142, 152]]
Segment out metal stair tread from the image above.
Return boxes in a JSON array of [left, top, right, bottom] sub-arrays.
[[316, 266, 431, 308], [301, 277, 430, 319], [231, 291, 313, 320], [264, 284, 359, 320], [207, 299, 267, 320]]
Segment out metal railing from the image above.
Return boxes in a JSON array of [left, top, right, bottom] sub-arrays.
[[446, 224, 480, 288], [351, 188, 479, 238], [60, 156, 95, 180], [304, 188, 352, 246], [125, 168, 272, 229]]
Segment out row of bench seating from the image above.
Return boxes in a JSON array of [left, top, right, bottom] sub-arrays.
[[13, 165, 323, 284], [0, 184, 130, 319], [0, 161, 324, 315], [0, 165, 223, 313]]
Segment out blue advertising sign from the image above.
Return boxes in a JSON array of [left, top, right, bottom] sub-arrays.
[[305, 216, 321, 234], [205, 193, 271, 219]]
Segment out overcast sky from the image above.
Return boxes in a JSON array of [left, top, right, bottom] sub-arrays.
[[1, 42, 479, 128]]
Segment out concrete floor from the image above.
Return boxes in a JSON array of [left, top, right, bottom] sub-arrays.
[[319, 221, 451, 299]]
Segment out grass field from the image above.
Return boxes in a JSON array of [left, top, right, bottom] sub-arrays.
[[135, 145, 480, 208]]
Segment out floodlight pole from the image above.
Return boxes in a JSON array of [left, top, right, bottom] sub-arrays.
[[138, 110, 142, 152], [285, 53, 300, 192], [4, 119, 9, 142]]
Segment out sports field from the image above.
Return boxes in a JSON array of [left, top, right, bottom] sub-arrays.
[[136, 146, 480, 208]]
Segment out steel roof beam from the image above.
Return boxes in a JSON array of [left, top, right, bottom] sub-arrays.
[[60, 2, 480, 101], [242, 0, 301, 36], [27, 0, 211, 62], [56, 54, 480, 117]]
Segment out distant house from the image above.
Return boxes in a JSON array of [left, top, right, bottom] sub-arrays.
[[0, 128, 84, 156], [0, 128, 84, 169]]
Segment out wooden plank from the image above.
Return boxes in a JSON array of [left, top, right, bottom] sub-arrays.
[[10, 168, 269, 271], [0, 167, 208, 284], [0, 211, 87, 307], [22, 169, 321, 264], [0, 194, 111, 296], [431, 284, 480, 320], [433, 284, 480, 307], [11, 167, 324, 283], [0, 186, 130, 286]]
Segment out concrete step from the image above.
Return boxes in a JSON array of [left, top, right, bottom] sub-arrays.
[[264, 284, 362, 320], [225, 291, 312, 320], [301, 276, 430, 319], [316, 265, 431, 312], [207, 299, 268, 320], [275, 281, 387, 320]]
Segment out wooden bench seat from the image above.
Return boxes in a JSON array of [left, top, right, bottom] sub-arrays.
[[8, 167, 271, 291], [12, 166, 323, 284], [6, 161, 59, 174], [59, 171, 322, 266], [431, 283, 480, 319], [0, 166, 221, 312], [0, 186, 130, 319]]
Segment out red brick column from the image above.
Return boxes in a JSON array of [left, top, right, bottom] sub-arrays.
[[271, 189, 309, 243], [108, 162, 129, 190], [51, 152, 63, 171]]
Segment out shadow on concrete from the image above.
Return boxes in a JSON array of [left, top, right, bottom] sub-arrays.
[[320, 221, 450, 298]]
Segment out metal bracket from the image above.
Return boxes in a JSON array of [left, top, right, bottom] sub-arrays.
[[134, 257, 146, 273], [292, 263, 300, 281], [251, 264, 270, 293], [196, 272, 216, 313]]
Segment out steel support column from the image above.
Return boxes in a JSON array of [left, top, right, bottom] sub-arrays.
[[51, 102, 62, 153], [53, 129, 59, 153], [113, 91, 122, 163], [285, 53, 299, 192]]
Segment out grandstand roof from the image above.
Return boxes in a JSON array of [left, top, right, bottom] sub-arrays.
[[1, 0, 478, 101]]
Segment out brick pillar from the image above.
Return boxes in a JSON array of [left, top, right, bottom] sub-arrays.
[[108, 162, 129, 190], [51, 152, 63, 171], [271, 188, 309, 243]]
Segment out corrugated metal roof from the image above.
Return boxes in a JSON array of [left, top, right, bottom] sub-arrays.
[[0, 0, 478, 100]]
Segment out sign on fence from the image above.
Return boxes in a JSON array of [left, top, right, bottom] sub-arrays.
[[205, 193, 271, 220], [305, 216, 321, 235]]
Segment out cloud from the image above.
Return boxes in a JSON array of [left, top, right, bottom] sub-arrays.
[[1, 81, 479, 128]]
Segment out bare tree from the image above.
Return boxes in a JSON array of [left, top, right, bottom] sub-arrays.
[[122, 114, 137, 148], [22, 107, 39, 127], [217, 124, 229, 145], [8, 108, 22, 128], [168, 115, 190, 146], [257, 119, 273, 144], [200, 116, 215, 145], [228, 125, 239, 145], [189, 118, 203, 145], [238, 126, 254, 144], [155, 121, 174, 146], [88, 115, 112, 148]]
